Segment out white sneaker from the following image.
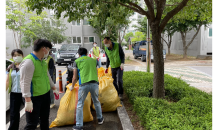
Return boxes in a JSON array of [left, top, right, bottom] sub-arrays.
[[50, 104, 55, 108], [37, 124, 40, 128]]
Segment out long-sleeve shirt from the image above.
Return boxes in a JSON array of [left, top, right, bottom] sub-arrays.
[[19, 59, 55, 98], [105, 42, 125, 68]]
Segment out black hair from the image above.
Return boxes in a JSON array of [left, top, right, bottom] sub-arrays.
[[33, 39, 52, 52], [93, 42, 97, 45], [78, 47, 88, 56], [11, 49, 23, 57], [104, 37, 111, 40]]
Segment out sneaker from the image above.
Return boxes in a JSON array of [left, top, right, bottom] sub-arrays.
[[72, 126, 83, 130], [119, 94, 123, 101], [50, 104, 55, 108], [37, 124, 40, 128], [98, 117, 104, 125]]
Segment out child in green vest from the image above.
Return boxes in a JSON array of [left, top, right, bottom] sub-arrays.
[[69, 47, 104, 130], [91, 42, 102, 68], [6, 49, 24, 130]]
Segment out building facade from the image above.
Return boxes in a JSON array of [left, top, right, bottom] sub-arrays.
[[164, 24, 212, 57], [6, 9, 100, 59]]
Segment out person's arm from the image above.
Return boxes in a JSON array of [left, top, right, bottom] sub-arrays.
[[47, 70, 56, 90], [105, 52, 110, 69], [48, 58, 55, 78], [6, 64, 12, 91], [99, 47, 101, 58], [91, 48, 96, 58], [19, 59, 35, 102], [118, 44, 125, 64], [70, 62, 79, 90]]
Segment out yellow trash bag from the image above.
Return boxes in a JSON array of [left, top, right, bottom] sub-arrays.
[[97, 67, 112, 78], [49, 83, 93, 128], [92, 76, 122, 112]]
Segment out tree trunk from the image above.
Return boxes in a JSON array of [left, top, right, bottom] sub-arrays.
[[168, 46, 170, 55], [180, 31, 187, 59], [151, 24, 165, 99]]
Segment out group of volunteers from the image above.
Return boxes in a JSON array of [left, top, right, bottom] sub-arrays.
[[6, 36, 125, 130]]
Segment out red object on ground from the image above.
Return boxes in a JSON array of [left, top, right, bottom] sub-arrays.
[[103, 54, 105, 57], [59, 70, 64, 93], [89, 54, 91, 57]]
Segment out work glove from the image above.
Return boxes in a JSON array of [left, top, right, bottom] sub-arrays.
[[68, 65, 74, 71], [53, 89, 59, 100], [120, 63, 124, 70], [25, 101, 33, 113], [105, 68, 108, 73], [69, 86, 74, 91]]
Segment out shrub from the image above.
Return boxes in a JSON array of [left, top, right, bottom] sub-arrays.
[[123, 71, 212, 130]]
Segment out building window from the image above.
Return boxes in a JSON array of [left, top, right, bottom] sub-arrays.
[[84, 36, 94, 43], [72, 20, 80, 26], [72, 37, 81, 43], [209, 28, 212, 37], [83, 19, 90, 25]]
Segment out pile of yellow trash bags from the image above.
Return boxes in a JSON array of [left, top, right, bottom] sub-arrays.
[[50, 67, 122, 128]]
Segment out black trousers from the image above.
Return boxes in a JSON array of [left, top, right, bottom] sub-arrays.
[[24, 91, 50, 130], [111, 67, 124, 95], [8, 92, 24, 130]]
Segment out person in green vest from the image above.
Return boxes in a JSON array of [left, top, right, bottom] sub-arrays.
[[44, 50, 56, 108], [69, 47, 104, 130], [6, 49, 25, 130], [103, 37, 125, 100], [91, 42, 102, 68], [19, 39, 59, 130]]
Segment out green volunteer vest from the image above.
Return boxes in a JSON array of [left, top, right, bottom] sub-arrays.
[[8, 68, 13, 94], [75, 56, 98, 85], [45, 55, 55, 69], [10, 58, 14, 62], [105, 43, 121, 68], [24, 54, 50, 97], [93, 47, 100, 60]]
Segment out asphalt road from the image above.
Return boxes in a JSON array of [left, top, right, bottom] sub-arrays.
[[189, 66, 212, 77], [6, 63, 136, 130]]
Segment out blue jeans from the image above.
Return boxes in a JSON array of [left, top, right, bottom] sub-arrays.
[[97, 58, 102, 68], [76, 83, 102, 127]]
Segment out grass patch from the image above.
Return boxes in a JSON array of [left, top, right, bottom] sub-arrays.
[[123, 71, 212, 130]]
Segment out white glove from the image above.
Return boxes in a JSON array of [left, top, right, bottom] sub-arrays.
[[25, 101, 33, 112], [120, 63, 124, 70], [69, 86, 73, 91], [68, 65, 74, 71]]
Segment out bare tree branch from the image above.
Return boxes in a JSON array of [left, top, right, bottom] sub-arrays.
[[116, 2, 146, 16], [161, 36, 168, 46], [143, 0, 155, 20], [159, 0, 189, 32], [187, 23, 202, 48]]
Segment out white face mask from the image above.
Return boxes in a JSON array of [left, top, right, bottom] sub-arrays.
[[105, 44, 110, 47], [94, 44, 97, 47], [13, 56, 23, 63], [43, 48, 49, 59]]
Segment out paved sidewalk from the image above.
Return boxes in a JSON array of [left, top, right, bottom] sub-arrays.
[[135, 66, 212, 93]]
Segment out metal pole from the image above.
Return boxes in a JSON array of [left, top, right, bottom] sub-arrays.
[[146, 19, 151, 73]]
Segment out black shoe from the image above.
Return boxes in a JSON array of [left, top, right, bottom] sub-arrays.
[[98, 117, 104, 125], [72, 125, 83, 130]]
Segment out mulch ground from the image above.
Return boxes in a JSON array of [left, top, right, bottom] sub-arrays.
[[122, 93, 146, 130]]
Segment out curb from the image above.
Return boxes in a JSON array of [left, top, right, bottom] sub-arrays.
[[117, 101, 134, 130]]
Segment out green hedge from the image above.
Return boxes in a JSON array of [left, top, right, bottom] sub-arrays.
[[123, 71, 212, 130]]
